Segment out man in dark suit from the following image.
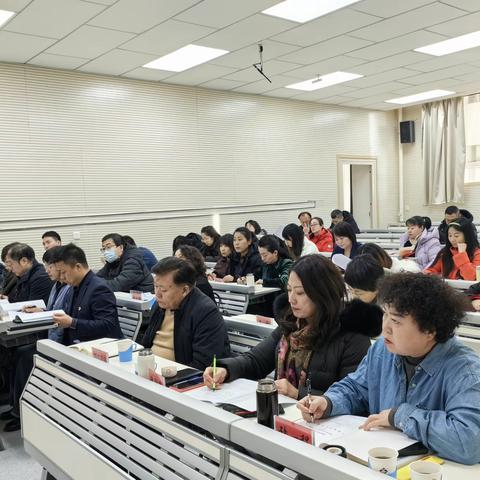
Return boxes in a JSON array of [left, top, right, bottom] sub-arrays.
[[53, 243, 123, 344]]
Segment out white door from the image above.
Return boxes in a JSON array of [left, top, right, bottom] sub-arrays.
[[350, 164, 372, 229]]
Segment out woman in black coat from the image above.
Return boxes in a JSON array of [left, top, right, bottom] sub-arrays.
[[203, 255, 381, 400]]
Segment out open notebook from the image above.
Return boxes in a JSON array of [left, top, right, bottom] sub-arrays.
[[14, 309, 65, 323]]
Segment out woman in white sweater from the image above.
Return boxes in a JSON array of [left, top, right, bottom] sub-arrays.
[[282, 223, 319, 261]]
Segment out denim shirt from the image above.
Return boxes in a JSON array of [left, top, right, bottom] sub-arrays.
[[47, 282, 72, 343], [324, 337, 480, 464]]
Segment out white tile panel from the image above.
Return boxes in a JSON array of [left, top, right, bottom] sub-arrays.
[[222, 60, 301, 83], [77, 49, 158, 75], [199, 78, 245, 90], [4, 0, 105, 39], [28, 52, 89, 69], [351, 51, 429, 75], [120, 67, 175, 81], [346, 81, 414, 98], [426, 10, 480, 36], [271, 8, 382, 47], [438, 0, 480, 13], [174, 0, 279, 29], [404, 48, 480, 72], [399, 64, 480, 85], [163, 63, 237, 86], [389, 78, 460, 95], [284, 55, 367, 80], [279, 35, 373, 64], [352, 0, 435, 18], [347, 67, 420, 88], [83, 0, 117, 4], [87, 0, 200, 34], [232, 74, 298, 94], [0, 0, 34, 11], [198, 14, 297, 51], [316, 95, 358, 104], [119, 20, 214, 56], [46, 25, 135, 58], [347, 30, 448, 60], [292, 84, 358, 101], [351, 3, 465, 42], [262, 87, 300, 98], [451, 71, 480, 83], [0, 31, 56, 62]]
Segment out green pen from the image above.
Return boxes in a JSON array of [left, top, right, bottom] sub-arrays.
[[212, 354, 217, 391]]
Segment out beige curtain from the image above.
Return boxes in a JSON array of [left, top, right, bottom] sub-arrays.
[[422, 97, 465, 205]]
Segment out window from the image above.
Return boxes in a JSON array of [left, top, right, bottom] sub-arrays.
[[464, 95, 480, 184]]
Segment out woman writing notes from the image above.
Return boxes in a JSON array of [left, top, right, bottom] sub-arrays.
[[203, 255, 380, 400]]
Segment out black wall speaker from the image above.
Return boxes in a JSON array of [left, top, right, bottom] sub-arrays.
[[400, 120, 415, 143]]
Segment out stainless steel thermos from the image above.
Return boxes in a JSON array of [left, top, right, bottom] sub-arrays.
[[256, 378, 279, 428]]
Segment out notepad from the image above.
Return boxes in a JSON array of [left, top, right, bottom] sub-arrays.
[[0, 299, 46, 312], [14, 309, 65, 323]]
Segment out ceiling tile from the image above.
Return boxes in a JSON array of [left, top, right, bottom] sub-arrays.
[[316, 95, 358, 105], [232, 74, 297, 94], [77, 49, 157, 75], [46, 25, 134, 58], [348, 67, 420, 88], [400, 64, 480, 85], [263, 88, 300, 98], [390, 79, 460, 95], [174, 0, 279, 29], [0, 31, 56, 62], [350, 3, 465, 42], [271, 8, 382, 47], [87, 0, 200, 34], [438, 1, 480, 12], [284, 56, 366, 80], [292, 84, 357, 101], [198, 14, 297, 51], [209, 40, 300, 69], [346, 81, 413, 98], [426, 10, 480, 36], [222, 59, 301, 83], [164, 63, 236, 86], [347, 30, 447, 61], [0, 0, 31, 11], [83, 0, 117, 5], [119, 20, 214, 56], [351, 0, 435, 18], [455, 81, 480, 96], [121, 67, 175, 81], [405, 48, 480, 72], [351, 51, 428, 75], [279, 35, 373, 65], [338, 94, 391, 107], [28, 52, 89, 69], [452, 71, 480, 83], [199, 78, 245, 90]]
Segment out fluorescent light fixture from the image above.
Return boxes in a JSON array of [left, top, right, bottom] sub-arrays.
[[385, 89, 455, 105], [144, 44, 229, 72], [262, 0, 361, 23], [286, 71, 363, 91], [415, 31, 480, 56], [0, 9, 15, 27]]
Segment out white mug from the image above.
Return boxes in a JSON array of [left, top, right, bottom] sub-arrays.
[[410, 461, 442, 480], [368, 447, 398, 478]]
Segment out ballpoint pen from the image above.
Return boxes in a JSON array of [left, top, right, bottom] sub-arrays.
[[212, 354, 217, 391], [306, 377, 314, 423]]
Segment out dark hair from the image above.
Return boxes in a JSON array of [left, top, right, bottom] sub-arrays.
[[7, 244, 35, 263], [218, 233, 234, 252], [433, 217, 479, 277], [245, 220, 262, 235], [258, 235, 289, 259], [151, 256, 196, 287], [405, 215, 432, 230], [101, 233, 124, 247], [281, 255, 346, 347], [234, 227, 253, 243], [330, 209, 343, 219], [310, 216, 324, 227], [1, 242, 21, 262], [200, 226, 220, 243], [122, 235, 136, 246], [172, 233, 203, 253], [297, 211, 312, 221], [42, 230, 61, 242], [282, 223, 305, 260], [42, 246, 63, 264], [176, 245, 206, 276], [445, 205, 459, 215], [333, 222, 357, 244], [358, 243, 393, 269], [378, 273, 468, 342], [57, 243, 88, 268], [344, 254, 384, 292]]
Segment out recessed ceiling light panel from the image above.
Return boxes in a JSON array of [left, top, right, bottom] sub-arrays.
[[385, 89, 455, 105], [415, 31, 480, 56], [286, 71, 363, 91], [0, 9, 15, 28]]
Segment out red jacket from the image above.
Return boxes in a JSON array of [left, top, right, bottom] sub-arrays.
[[424, 247, 480, 280], [309, 228, 334, 253]]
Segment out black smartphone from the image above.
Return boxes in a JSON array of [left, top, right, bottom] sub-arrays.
[[398, 441, 429, 457], [170, 374, 204, 391]]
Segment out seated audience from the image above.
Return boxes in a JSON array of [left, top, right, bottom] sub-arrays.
[[425, 217, 480, 280], [172, 232, 203, 253], [223, 227, 262, 283], [204, 255, 378, 399], [245, 220, 267, 239], [399, 216, 441, 270], [332, 222, 362, 259], [257, 235, 293, 290], [330, 209, 360, 233], [41, 230, 62, 250], [4, 243, 52, 304], [282, 223, 319, 261], [123, 235, 157, 271], [96, 233, 153, 292], [437, 205, 477, 244], [298, 211, 312, 235], [141, 257, 230, 369], [200, 225, 221, 261], [298, 273, 480, 465], [210, 234, 234, 279], [0, 242, 21, 298], [174, 245, 215, 301], [308, 217, 334, 252]]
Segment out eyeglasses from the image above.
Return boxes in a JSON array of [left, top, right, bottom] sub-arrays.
[[100, 243, 116, 253]]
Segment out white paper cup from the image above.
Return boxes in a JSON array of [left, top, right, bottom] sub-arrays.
[[245, 274, 255, 286], [410, 461, 442, 480], [368, 447, 398, 478]]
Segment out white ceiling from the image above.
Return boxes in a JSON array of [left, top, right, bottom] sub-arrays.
[[1, 0, 480, 110]]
